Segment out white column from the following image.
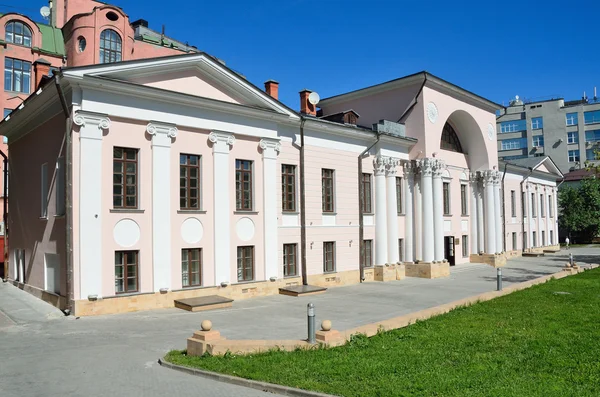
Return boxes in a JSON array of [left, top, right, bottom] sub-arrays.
[[545, 188, 551, 246], [260, 138, 280, 280], [419, 159, 435, 263], [403, 162, 415, 263], [536, 185, 541, 247], [476, 175, 485, 254], [493, 173, 502, 253], [483, 170, 496, 254], [553, 187, 559, 244], [147, 122, 178, 291], [209, 131, 235, 285], [385, 159, 400, 264], [73, 111, 110, 300], [469, 173, 479, 255], [432, 160, 445, 262], [526, 183, 532, 249], [414, 175, 422, 261], [374, 155, 388, 266]]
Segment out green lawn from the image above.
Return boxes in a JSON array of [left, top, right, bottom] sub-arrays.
[[166, 269, 600, 397]]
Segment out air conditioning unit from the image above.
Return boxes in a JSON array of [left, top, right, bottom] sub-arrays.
[[534, 146, 542, 150]]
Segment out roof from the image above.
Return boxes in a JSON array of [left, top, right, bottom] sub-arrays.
[[562, 168, 597, 182], [0, 13, 65, 56], [500, 155, 564, 178]]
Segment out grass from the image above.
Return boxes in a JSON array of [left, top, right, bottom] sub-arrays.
[[166, 269, 600, 397]]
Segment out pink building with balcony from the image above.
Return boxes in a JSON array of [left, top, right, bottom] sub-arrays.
[[0, 53, 562, 315]]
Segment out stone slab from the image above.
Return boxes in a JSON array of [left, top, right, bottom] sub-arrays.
[[279, 285, 327, 297], [174, 295, 233, 312]]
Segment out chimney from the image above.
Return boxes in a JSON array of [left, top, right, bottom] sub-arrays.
[[299, 89, 316, 116], [33, 59, 52, 89], [264, 80, 279, 100]]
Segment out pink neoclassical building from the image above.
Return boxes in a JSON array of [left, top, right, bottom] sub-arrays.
[[0, 53, 562, 315]]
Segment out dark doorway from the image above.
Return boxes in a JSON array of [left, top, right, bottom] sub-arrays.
[[444, 236, 456, 266]]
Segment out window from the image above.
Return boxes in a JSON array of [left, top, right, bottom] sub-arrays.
[[443, 182, 450, 215], [460, 184, 467, 216], [237, 246, 254, 282], [322, 169, 335, 213], [500, 119, 527, 133], [440, 122, 463, 152], [113, 147, 138, 208], [550, 230, 554, 245], [115, 251, 138, 293], [540, 194, 545, 217], [568, 150, 580, 162], [542, 231, 546, 246], [4, 58, 31, 93], [500, 138, 526, 151], [567, 131, 578, 144], [532, 231, 537, 247], [56, 157, 65, 216], [361, 240, 372, 268], [361, 173, 372, 213], [41, 163, 48, 218], [5, 21, 32, 47], [180, 154, 200, 210], [99, 29, 122, 64], [586, 149, 600, 160], [398, 239, 404, 262], [281, 165, 296, 212], [511, 190, 516, 217], [584, 110, 600, 125], [462, 235, 468, 258], [549, 195, 553, 217], [78, 36, 86, 52], [323, 242, 335, 272], [532, 135, 544, 147], [585, 130, 600, 142], [3, 109, 11, 118], [531, 192, 536, 217], [566, 112, 578, 126], [396, 177, 403, 214], [235, 160, 253, 211], [522, 192, 526, 217], [501, 154, 527, 161], [181, 248, 201, 287], [531, 117, 543, 129], [512, 232, 517, 251], [283, 244, 297, 277]]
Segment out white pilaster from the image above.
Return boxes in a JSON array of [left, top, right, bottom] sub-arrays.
[[526, 183, 532, 249], [476, 175, 484, 254], [259, 138, 281, 280], [469, 173, 479, 255], [385, 159, 400, 264], [545, 188, 550, 246], [482, 170, 496, 254], [209, 131, 235, 285], [536, 185, 541, 247], [419, 158, 435, 263], [374, 155, 388, 266], [493, 173, 502, 253], [147, 122, 177, 291], [414, 175, 422, 261], [403, 161, 415, 263], [73, 111, 110, 299], [432, 160, 445, 262]]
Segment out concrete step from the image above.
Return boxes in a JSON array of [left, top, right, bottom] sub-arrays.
[[279, 285, 327, 297], [523, 252, 545, 257], [174, 295, 233, 312]]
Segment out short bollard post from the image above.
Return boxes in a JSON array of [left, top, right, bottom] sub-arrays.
[[497, 267, 502, 291], [307, 303, 316, 343], [569, 253, 574, 267]]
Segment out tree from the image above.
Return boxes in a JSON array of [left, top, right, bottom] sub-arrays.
[[558, 178, 600, 243]]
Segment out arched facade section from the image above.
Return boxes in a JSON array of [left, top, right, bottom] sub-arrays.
[[442, 110, 491, 171], [99, 29, 122, 63], [440, 122, 463, 153], [5, 20, 32, 47]]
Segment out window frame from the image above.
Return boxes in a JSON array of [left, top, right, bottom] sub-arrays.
[[283, 243, 297, 277], [460, 184, 468, 216], [179, 154, 201, 210], [512, 232, 517, 251], [322, 169, 335, 213], [566, 113, 578, 126], [4, 58, 31, 94], [462, 235, 468, 258], [5, 21, 32, 47], [549, 195, 553, 218], [237, 246, 254, 282], [567, 131, 579, 144], [531, 192, 536, 217], [568, 149, 580, 163], [181, 248, 202, 288], [540, 193, 545, 217], [396, 177, 403, 214], [113, 147, 138, 209], [443, 182, 451, 215], [361, 173, 372, 214], [500, 120, 527, 133], [532, 135, 544, 147], [235, 159, 253, 211], [531, 117, 543, 130], [584, 110, 600, 125], [361, 240, 373, 268], [99, 29, 122, 64], [398, 238, 404, 262], [115, 250, 138, 294], [281, 164, 297, 212], [323, 241, 336, 273], [510, 190, 516, 217]]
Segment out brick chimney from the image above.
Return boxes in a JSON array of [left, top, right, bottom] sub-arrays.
[[264, 80, 279, 100], [33, 59, 52, 89], [299, 89, 316, 116]]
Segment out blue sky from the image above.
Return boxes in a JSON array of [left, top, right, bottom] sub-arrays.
[[5, 0, 598, 109]]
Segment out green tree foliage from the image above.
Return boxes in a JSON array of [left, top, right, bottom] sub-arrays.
[[559, 178, 600, 242]]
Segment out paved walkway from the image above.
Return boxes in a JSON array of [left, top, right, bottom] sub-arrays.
[[0, 247, 597, 396]]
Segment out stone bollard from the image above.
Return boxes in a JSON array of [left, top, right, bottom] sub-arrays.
[[187, 320, 223, 356], [315, 320, 342, 345]]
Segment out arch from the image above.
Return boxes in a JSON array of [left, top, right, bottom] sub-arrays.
[[99, 29, 122, 64], [5, 20, 32, 47], [440, 122, 463, 153], [442, 110, 491, 171]]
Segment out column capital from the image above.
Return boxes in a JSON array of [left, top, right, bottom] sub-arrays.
[[209, 131, 235, 154], [73, 111, 110, 140], [385, 157, 401, 177], [432, 159, 446, 179], [147, 121, 178, 147], [469, 172, 479, 185], [402, 160, 416, 179], [417, 157, 435, 177], [259, 138, 281, 159], [373, 155, 388, 176]]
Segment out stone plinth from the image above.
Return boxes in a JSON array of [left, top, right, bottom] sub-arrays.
[[316, 329, 343, 345], [187, 329, 223, 356], [396, 263, 406, 280], [374, 265, 396, 282], [405, 262, 449, 279], [471, 253, 506, 268]]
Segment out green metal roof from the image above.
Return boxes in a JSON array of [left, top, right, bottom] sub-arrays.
[[0, 13, 65, 56]]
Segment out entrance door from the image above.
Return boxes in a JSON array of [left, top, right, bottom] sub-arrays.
[[44, 253, 60, 294], [444, 236, 456, 266]]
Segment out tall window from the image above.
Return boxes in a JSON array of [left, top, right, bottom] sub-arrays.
[[323, 242, 335, 272], [5, 21, 32, 47], [235, 160, 253, 211], [566, 113, 578, 126], [283, 244, 297, 277], [512, 232, 517, 251], [115, 251, 138, 293], [531, 117, 543, 129], [532, 135, 544, 147], [396, 177, 403, 214], [533, 231, 537, 247], [361, 240, 372, 268], [540, 194, 545, 217], [550, 230, 554, 245], [322, 169, 335, 213], [361, 173, 372, 213], [398, 239, 404, 262], [568, 150, 580, 162], [584, 110, 600, 125], [549, 195, 553, 217], [99, 29, 122, 63], [542, 231, 546, 246], [237, 246, 254, 282], [180, 154, 200, 210], [113, 147, 138, 208], [181, 248, 201, 287], [522, 191, 526, 217], [531, 192, 536, 217], [41, 163, 48, 218], [281, 165, 296, 212], [462, 235, 468, 258], [443, 182, 450, 215], [460, 184, 467, 216], [4, 58, 31, 93], [511, 190, 516, 217], [567, 131, 578, 144], [440, 122, 463, 152], [500, 120, 526, 133]]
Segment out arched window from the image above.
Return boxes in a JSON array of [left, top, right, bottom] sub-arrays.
[[440, 122, 464, 153], [99, 29, 122, 64], [6, 21, 32, 47]]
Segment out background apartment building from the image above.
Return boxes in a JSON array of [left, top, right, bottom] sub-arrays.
[[496, 94, 600, 174]]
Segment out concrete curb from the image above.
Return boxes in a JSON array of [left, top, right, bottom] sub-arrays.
[[158, 358, 338, 397]]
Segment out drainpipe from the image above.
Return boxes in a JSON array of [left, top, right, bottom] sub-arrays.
[[501, 162, 508, 252], [358, 135, 380, 282], [520, 166, 534, 253], [1, 150, 7, 281], [299, 117, 308, 285], [55, 75, 74, 315]]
